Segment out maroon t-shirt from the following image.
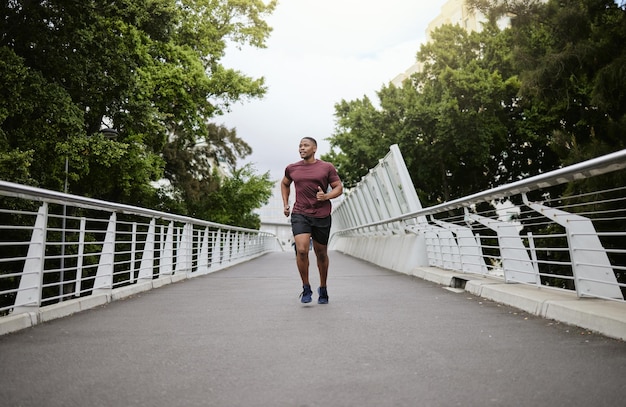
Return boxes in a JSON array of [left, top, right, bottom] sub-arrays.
[[285, 159, 341, 218]]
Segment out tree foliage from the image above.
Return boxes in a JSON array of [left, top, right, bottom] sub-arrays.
[[200, 163, 274, 229], [467, 0, 626, 162], [325, 0, 626, 206], [0, 0, 277, 227]]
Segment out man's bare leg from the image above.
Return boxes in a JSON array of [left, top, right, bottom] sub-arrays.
[[294, 233, 312, 286], [313, 240, 329, 287]]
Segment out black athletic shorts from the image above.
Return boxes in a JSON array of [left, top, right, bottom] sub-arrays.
[[291, 213, 332, 246]]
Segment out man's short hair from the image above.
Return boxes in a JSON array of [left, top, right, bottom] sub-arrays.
[[302, 136, 317, 146]]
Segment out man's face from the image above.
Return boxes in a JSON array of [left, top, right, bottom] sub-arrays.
[[299, 138, 317, 159]]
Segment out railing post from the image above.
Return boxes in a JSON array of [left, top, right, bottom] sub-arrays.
[[161, 221, 174, 276], [130, 222, 138, 283], [423, 225, 444, 268], [234, 232, 241, 260], [197, 227, 210, 274], [213, 229, 221, 267], [137, 219, 155, 281], [465, 212, 536, 284], [177, 223, 193, 275], [92, 212, 117, 293], [430, 218, 463, 271], [526, 232, 542, 286], [74, 217, 87, 296], [522, 194, 623, 299], [434, 214, 487, 274], [13, 203, 48, 314]]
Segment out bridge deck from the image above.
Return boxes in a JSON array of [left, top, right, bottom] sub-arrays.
[[1, 251, 625, 406]]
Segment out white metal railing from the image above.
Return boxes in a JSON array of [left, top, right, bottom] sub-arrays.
[[330, 148, 626, 302], [330, 144, 423, 237], [0, 181, 281, 316]]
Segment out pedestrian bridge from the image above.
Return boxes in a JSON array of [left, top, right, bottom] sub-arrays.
[[2, 147, 626, 405]]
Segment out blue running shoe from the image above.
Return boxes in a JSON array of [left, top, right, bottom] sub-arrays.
[[318, 287, 329, 304], [300, 284, 312, 303]]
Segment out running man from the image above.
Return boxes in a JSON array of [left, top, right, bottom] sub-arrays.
[[281, 137, 343, 304]]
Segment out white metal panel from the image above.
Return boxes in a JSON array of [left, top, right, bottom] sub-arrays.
[[93, 213, 116, 291], [466, 212, 536, 284], [523, 194, 623, 299], [14, 204, 48, 311]]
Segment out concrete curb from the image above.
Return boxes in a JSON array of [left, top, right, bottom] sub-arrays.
[[412, 266, 626, 341], [111, 281, 154, 301], [0, 313, 36, 336], [0, 273, 191, 337], [39, 294, 110, 323]]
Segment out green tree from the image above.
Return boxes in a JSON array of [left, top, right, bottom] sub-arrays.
[[408, 24, 514, 202], [0, 47, 85, 190], [327, 22, 556, 205], [326, 96, 388, 187], [200, 164, 274, 229], [468, 0, 626, 164], [1, 0, 277, 227], [329, 0, 626, 206], [162, 122, 253, 215]]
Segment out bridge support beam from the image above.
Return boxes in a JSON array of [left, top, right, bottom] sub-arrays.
[[137, 219, 156, 281], [92, 213, 117, 293], [13, 204, 48, 314], [177, 223, 193, 276], [522, 194, 623, 299], [197, 227, 210, 275], [430, 218, 488, 274], [465, 211, 536, 284]]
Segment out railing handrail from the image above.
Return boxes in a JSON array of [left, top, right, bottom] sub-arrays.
[[0, 178, 281, 330], [333, 148, 626, 234], [0, 180, 265, 234], [330, 146, 626, 303]]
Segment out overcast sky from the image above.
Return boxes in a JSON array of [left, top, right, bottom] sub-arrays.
[[219, 0, 449, 181]]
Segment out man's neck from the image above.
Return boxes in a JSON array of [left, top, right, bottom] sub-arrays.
[[303, 157, 317, 164]]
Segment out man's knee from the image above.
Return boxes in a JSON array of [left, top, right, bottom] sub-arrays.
[[315, 249, 328, 262]]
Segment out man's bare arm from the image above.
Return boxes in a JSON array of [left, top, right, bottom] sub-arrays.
[[281, 176, 292, 217]]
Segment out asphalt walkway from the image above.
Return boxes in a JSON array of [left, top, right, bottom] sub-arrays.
[[1, 251, 625, 407]]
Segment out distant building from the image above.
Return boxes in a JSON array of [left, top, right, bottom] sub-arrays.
[[425, 0, 486, 39], [392, 0, 498, 87]]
